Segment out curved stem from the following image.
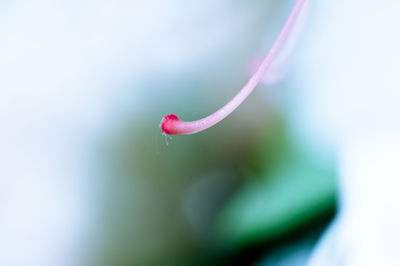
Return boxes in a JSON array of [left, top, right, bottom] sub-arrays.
[[161, 0, 307, 135]]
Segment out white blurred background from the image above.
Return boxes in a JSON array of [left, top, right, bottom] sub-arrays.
[[1, 1, 283, 265], [1, 0, 400, 265]]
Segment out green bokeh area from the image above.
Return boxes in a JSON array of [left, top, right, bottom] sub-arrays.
[[216, 115, 337, 256], [98, 110, 337, 266], [218, 149, 336, 247]]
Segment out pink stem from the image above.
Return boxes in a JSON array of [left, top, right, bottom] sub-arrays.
[[161, 0, 306, 135]]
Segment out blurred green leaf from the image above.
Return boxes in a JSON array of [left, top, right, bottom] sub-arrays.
[[217, 141, 337, 247]]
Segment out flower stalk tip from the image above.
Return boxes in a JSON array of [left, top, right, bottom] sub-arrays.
[[161, 114, 181, 135]]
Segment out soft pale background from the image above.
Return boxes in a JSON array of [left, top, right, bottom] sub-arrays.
[[2, 0, 398, 265]]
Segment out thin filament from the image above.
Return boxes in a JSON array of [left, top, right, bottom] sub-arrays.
[[161, 0, 306, 135]]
